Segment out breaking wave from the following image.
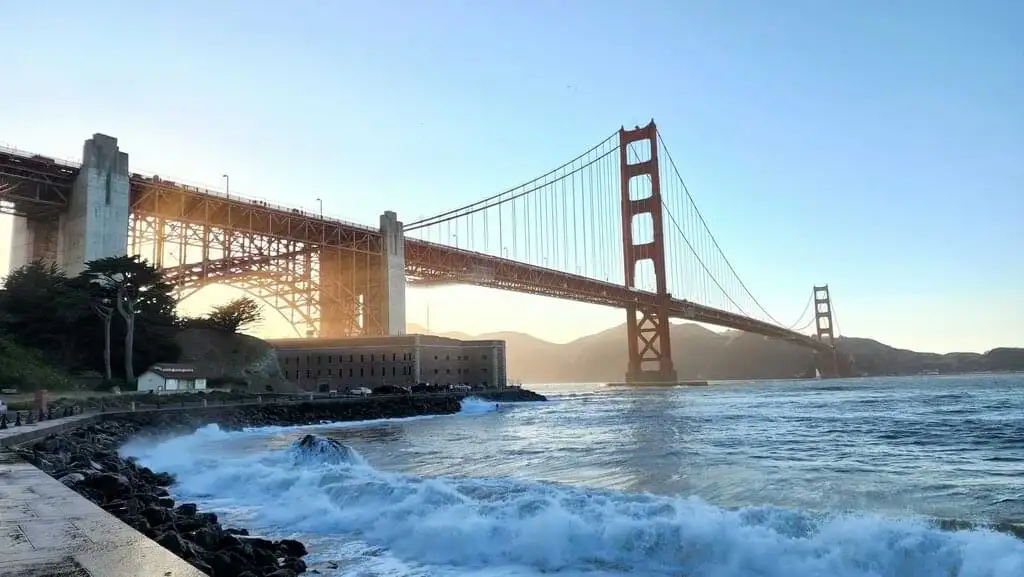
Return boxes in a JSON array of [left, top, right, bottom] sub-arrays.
[[121, 399, 1024, 577]]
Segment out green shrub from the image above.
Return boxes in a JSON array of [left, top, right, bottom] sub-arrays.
[[0, 336, 75, 391]]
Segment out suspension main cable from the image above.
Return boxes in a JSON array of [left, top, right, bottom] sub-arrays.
[[627, 143, 750, 314], [405, 145, 619, 232], [786, 293, 814, 331], [791, 314, 816, 333], [405, 131, 619, 230], [656, 129, 787, 327]]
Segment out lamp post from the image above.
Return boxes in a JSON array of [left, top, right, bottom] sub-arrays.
[[222, 174, 230, 198], [316, 198, 323, 219]]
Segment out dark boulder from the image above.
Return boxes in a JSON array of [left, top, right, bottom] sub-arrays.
[[278, 538, 308, 558], [83, 472, 133, 500]]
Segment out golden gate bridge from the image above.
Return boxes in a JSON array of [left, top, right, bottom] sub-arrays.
[[0, 121, 843, 382]]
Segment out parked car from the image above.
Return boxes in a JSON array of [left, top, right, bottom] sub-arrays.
[[349, 387, 372, 396]]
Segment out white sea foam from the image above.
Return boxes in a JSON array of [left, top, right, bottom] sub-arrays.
[[121, 399, 1024, 577]]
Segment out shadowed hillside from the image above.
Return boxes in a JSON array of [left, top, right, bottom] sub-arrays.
[[406, 323, 1024, 383]]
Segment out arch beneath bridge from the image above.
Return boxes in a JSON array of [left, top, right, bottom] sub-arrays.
[[164, 263, 374, 339], [173, 274, 319, 338]]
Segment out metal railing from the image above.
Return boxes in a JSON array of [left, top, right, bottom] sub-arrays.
[[129, 172, 380, 233], [0, 144, 82, 168]]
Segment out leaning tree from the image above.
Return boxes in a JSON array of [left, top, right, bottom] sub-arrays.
[[81, 255, 177, 383]]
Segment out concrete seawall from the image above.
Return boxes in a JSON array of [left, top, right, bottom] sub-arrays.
[[1, 392, 467, 448], [0, 450, 209, 577], [0, 394, 466, 576]]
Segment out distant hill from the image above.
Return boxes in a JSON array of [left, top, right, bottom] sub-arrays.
[[405, 323, 1024, 383]]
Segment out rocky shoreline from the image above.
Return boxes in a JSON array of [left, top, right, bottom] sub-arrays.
[[11, 395, 465, 577], [474, 388, 548, 402]]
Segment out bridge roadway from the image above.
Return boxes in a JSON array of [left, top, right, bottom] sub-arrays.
[[0, 146, 828, 353]]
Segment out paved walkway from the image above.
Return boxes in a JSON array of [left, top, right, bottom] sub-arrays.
[[0, 413, 99, 448], [0, 427, 206, 576]]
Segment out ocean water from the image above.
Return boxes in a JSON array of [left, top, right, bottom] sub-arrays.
[[121, 374, 1024, 576]]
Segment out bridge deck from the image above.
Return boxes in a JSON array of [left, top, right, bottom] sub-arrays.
[[0, 147, 827, 352]]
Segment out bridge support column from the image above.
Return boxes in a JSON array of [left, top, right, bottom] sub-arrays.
[[60, 134, 130, 276], [379, 210, 406, 335], [619, 122, 677, 384]]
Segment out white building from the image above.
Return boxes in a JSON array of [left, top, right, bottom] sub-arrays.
[[137, 363, 207, 394]]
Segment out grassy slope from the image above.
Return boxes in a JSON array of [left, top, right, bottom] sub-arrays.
[[0, 335, 75, 391]]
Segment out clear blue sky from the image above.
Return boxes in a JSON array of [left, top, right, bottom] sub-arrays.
[[1, 0, 1021, 353]]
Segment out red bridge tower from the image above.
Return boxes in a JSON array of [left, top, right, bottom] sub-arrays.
[[619, 122, 677, 384], [814, 284, 841, 378]]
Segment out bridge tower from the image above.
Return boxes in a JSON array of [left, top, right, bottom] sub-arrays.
[[8, 134, 130, 276], [619, 122, 677, 384], [814, 284, 840, 378]]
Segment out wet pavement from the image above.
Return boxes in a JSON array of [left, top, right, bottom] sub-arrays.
[[0, 414, 98, 448], [0, 429, 206, 576]]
